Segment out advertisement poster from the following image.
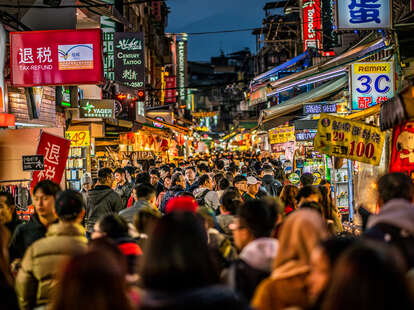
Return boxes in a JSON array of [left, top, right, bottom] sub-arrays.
[[10, 29, 103, 86], [176, 38, 188, 106], [389, 122, 414, 179], [302, 0, 322, 52], [79, 99, 115, 119], [351, 62, 394, 110], [269, 126, 295, 144], [31, 132, 71, 191], [314, 114, 385, 165], [65, 130, 90, 146], [337, 0, 391, 29], [165, 76, 177, 103]]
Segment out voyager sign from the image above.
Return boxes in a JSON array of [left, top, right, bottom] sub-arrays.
[[79, 99, 114, 119]]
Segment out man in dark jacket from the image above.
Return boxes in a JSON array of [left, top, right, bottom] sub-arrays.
[[260, 165, 282, 197], [185, 166, 199, 192], [149, 168, 164, 196], [85, 168, 123, 235], [119, 183, 156, 223], [9, 180, 60, 263], [114, 167, 133, 208], [364, 172, 414, 269]]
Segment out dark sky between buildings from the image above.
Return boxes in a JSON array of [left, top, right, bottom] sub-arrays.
[[166, 0, 269, 61]]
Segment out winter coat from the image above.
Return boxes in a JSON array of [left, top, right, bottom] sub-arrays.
[[160, 186, 185, 213], [119, 200, 154, 224], [194, 187, 220, 212], [186, 181, 199, 193], [0, 282, 19, 310], [85, 185, 123, 232], [365, 199, 414, 269], [140, 285, 250, 310], [217, 213, 236, 239], [261, 175, 282, 197], [115, 182, 134, 208], [224, 238, 279, 302], [9, 214, 57, 262], [15, 222, 88, 310]]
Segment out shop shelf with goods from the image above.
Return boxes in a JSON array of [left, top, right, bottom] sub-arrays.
[[65, 146, 88, 191]]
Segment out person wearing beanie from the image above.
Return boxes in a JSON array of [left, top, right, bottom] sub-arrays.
[[16, 190, 88, 310], [80, 172, 92, 203]]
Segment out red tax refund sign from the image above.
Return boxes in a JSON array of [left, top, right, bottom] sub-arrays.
[[10, 29, 104, 87]]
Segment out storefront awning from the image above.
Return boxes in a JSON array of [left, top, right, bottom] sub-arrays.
[[260, 76, 348, 125]]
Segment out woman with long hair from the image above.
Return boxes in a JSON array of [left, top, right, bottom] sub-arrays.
[[279, 185, 298, 215], [318, 185, 343, 234], [139, 212, 249, 310], [251, 209, 328, 310]]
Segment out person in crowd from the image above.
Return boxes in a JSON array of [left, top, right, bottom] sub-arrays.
[[149, 169, 164, 196], [9, 180, 60, 263], [364, 172, 414, 269], [155, 174, 171, 209], [198, 163, 210, 175], [243, 176, 261, 202], [217, 177, 231, 198], [224, 199, 279, 302], [213, 173, 225, 191], [261, 165, 282, 197], [16, 190, 88, 310], [274, 167, 286, 186], [0, 224, 19, 310], [217, 188, 243, 239], [318, 185, 343, 234], [91, 214, 142, 283], [0, 191, 22, 235], [133, 207, 162, 250], [119, 184, 157, 223], [135, 172, 151, 185], [194, 174, 220, 213], [321, 241, 414, 310], [300, 172, 314, 187], [297, 185, 322, 207], [251, 209, 328, 310], [307, 235, 356, 310], [280, 185, 298, 215], [185, 166, 199, 192], [49, 249, 133, 310], [85, 168, 123, 237], [216, 160, 225, 172], [159, 165, 170, 181], [114, 168, 134, 208], [80, 172, 92, 203], [320, 179, 332, 196], [160, 172, 186, 213], [124, 166, 136, 186], [139, 212, 249, 310]]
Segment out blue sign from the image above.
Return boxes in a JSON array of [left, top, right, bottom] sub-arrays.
[[303, 102, 337, 115], [337, 0, 391, 29], [296, 131, 317, 141]]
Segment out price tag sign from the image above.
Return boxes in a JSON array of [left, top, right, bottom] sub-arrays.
[[65, 131, 90, 146], [314, 114, 385, 165], [351, 62, 394, 111]]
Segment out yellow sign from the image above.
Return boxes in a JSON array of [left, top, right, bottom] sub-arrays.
[[353, 62, 391, 74], [314, 114, 385, 165], [269, 126, 295, 144], [192, 112, 218, 118], [65, 131, 90, 147]]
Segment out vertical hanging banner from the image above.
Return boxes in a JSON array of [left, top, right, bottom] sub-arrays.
[[0, 23, 5, 112], [165, 76, 177, 103], [302, 0, 322, 52], [10, 29, 104, 86], [176, 35, 188, 107], [114, 32, 145, 88], [31, 132, 71, 192], [389, 122, 414, 179], [337, 0, 391, 29], [100, 0, 116, 81], [350, 61, 394, 110]]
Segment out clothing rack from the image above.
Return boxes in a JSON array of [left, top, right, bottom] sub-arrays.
[[0, 179, 32, 184], [0, 181, 32, 221]]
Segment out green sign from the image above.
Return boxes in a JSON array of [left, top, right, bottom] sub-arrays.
[[79, 99, 114, 119], [100, 0, 116, 80]]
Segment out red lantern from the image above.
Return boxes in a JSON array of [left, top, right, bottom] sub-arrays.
[[160, 139, 169, 151]]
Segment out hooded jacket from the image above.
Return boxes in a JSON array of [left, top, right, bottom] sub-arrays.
[[224, 238, 278, 302], [261, 175, 282, 197], [85, 185, 123, 232], [119, 200, 153, 224], [15, 222, 87, 310], [365, 199, 414, 268], [140, 285, 250, 310], [160, 186, 185, 213], [194, 187, 220, 212], [115, 182, 134, 208]]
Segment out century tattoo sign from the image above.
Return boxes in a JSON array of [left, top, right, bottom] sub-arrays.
[[114, 32, 145, 88], [337, 0, 391, 29]]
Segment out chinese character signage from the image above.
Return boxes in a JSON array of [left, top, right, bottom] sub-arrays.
[[31, 132, 71, 192], [176, 38, 188, 106], [22, 155, 44, 171], [114, 32, 145, 88], [303, 102, 337, 115], [314, 114, 385, 165], [389, 122, 414, 179], [303, 0, 322, 52], [296, 130, 317, 141], [79, 99, 114, 118], [337, 0, 391, 29], [165, 76, 176, 103], [351, 61, 394, 110], [65, 130, 90, 146], [101, 1, 116, 81], [249, 87, 268, 106], [269, 126, 295, 145], [10, 29, 104, 87]]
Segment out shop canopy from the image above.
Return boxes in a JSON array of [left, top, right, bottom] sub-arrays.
[[260, 76, 348, 129], [266, 36, 389, 96]]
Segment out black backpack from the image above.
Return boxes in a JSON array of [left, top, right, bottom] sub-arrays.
[[196, 189, 210, 208], [263, 180, 282, 197]]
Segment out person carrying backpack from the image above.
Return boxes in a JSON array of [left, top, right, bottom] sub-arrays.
[[193, 174, 220, 213], [261, 165, 282, 197]]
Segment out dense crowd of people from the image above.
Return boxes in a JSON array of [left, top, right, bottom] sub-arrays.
[[1, 153, 414, 310]]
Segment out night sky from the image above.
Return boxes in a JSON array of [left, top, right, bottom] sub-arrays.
[[166, 0, 270, 61]]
